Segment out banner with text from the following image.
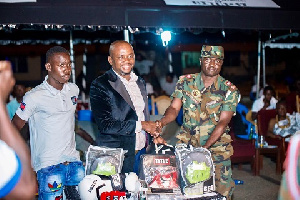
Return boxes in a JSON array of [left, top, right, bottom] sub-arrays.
[[0, 0, 36, 2], [164, 0, 280, 8]]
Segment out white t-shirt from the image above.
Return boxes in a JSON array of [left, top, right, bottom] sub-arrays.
[[251, 95, 277, 112], [0, 140, 22, 198], [160, 76, 178, 96], [134, 60, 153, 75], [16, 76, 80, 171]]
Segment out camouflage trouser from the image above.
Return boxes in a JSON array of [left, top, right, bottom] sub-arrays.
[[212, 154, 235, 200]]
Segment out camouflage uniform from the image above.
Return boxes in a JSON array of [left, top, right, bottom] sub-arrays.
[[172, 72, 240, 199]]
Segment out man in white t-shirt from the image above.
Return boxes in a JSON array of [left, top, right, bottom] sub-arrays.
[[251, 85, 277, 121], [160, 72, 178, 96], [134, 53, 153, 76], [12, 47, 84, 200], [0, 61, 36, 200]]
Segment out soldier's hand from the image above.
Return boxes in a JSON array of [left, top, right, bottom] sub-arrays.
[[0, 61, 15, 102], [155, 120, 163, 135], [141, 121, 160, 137]]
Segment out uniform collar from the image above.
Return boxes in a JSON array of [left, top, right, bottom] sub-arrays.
[[43, 75, 70, 96], [197, 72, 221, 92]]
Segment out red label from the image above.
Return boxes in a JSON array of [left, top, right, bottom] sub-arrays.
[[154, 157, 170, 165]]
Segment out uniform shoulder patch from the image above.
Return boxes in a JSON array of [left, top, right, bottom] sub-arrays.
[[225, 80, 231, 86], [179, 74, 195, 80], [224, 80, 238, 91]]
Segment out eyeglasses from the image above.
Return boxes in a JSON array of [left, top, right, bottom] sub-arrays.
[[114, 54, 135, 61]]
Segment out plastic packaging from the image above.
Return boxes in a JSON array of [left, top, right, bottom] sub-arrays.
[[85, 145, 127, 176], [175, 144, 215, 196], [139, 154, 180, 192]]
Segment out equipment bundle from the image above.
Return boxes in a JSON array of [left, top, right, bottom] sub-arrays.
[[78, 144, 226, 200]]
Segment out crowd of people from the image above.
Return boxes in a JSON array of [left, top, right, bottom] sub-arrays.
[[1, 42, 299, 200], [248, 82, 300, 139]]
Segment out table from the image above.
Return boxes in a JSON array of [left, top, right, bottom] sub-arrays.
[[255, 145, 281, 176], [147, 192, 226, 200]]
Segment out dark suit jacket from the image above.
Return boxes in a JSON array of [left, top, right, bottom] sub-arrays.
[[90, 69, 150, 173]]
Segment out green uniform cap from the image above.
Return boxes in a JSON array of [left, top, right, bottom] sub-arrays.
[[200, 45, 224, 59]]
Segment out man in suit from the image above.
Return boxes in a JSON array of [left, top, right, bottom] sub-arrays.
[[90, 40, 160, 173]]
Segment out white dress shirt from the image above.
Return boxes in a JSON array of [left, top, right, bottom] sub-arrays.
[[114, 70, 146, 150]]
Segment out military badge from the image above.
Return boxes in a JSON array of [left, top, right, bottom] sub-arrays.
[[192, 90, 200, 98], [225, 80, 231, 86]]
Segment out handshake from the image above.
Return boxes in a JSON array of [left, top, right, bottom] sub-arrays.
[[141, 120, 166, 144]]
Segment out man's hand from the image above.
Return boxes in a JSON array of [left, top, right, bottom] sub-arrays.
[[141, 121, 161, 137], [155, 120, 163, 135], [153, 136, 167, 145], [0, 61, 15, 101]]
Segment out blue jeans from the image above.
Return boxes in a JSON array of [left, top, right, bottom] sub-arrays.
[[134, 147, 146, 174], [37, 161, 84, 200]]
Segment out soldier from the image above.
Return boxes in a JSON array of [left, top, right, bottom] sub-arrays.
[[154, 45, 240, 199]]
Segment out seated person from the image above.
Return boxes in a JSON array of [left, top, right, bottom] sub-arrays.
[[142, 75, 154, 97], [160, 72, 178, 96], [134, 53, 153, 76], [286, 78, 300, 113], [268, 100, 300, 142], [251, 85, 277, 121], [6, 84, 26, 120]]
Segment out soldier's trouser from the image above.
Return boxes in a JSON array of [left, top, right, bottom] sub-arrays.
[[212, 155, 235, 200]]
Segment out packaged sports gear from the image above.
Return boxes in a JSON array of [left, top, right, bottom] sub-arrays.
[[175, 144, 216, 197], [110, 173, 125, 191], [139, 154, 180, 193], [85, 145, 127, 176], [78, 174, 112, 200], [125, 172, 139, 192]]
